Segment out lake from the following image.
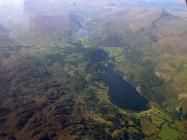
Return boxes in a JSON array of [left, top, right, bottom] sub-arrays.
[[77, 28, 89, 37], [103, 68, 149, 111]]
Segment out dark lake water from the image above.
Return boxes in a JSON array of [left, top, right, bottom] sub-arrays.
[[103, 68, 149, 111]]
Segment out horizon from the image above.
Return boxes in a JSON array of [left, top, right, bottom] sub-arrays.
[[0, 0, 186, 11]]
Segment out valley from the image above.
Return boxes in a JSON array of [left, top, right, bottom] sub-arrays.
[[0, 0, 187, 140]]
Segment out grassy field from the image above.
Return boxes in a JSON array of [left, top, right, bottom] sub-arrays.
[[136, 106, 187, 140], [158, 123, 181, 140]]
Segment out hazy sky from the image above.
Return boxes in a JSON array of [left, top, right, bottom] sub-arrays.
[[0, 0, 23, 5], [0, 0, 23, 8], [0, 0, 185, 4], [146, 0, 184, 3], [0, 0, 24, 15], [0, 0, 185, 11], [121, 0, 185, 6]]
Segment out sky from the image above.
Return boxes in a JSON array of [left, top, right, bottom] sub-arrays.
[[146, 0, 183, 4], [0, 0, 185, 12], [0, 0, 23, 6], [0, 0, 24, 9], [119, 0, 186, 8], [0, 0, 185, 5], [0, 0, 24, 15]]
